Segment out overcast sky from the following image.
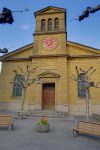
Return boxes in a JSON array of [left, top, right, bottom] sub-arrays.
[[0, 0, 100, 70]]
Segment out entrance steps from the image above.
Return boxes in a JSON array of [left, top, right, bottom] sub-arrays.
[[25, 110, 72, 118]]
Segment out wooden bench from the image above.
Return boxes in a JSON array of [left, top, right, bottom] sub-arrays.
[[0, 115, 14, 130], [73, 120, 100, 137]]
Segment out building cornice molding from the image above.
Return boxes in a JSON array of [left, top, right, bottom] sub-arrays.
[[30, 54, 69, 59], [35, 11, 66, 17], [2, 54, 100, 62], [1, 54, 68, 61], [33, 31, 66, 36], [2, 58, 31, 62], [68, 55, 100, 59]]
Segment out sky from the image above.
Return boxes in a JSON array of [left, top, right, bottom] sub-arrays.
[[0, 0, 100, 59]]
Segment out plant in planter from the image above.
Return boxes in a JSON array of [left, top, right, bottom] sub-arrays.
[[35, 116, 50, 132]]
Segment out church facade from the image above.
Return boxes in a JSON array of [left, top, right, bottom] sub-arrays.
[[0, 6, 100, 115]]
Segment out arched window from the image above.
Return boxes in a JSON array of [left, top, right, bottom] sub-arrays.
[[48, 18, 52, 31], [41, 19, 45, 31], [54, 18, 59, 31], [13, 75, 22, 97], [77, 73, 90, 98]]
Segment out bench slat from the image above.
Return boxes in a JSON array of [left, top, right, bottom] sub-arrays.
[[0, 122, 11, 124], [78, 129, 100, 136], [0, 115, 14, 130], [78, 124, 100, 130], [73, 120, 100, 137]]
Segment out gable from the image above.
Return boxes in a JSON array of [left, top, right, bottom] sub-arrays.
[[11, 47, 32, 59], [0, 43, 33, 61], [37, 71, 60, 78], [34, 6, 66, 16], [67, 41, 100, 56]]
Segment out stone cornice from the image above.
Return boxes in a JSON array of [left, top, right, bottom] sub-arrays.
[[2, 58, 31, 62], [68, 55, 100, 59], [1, 54, 100, 62], [30, 54, 69, 59], [33, 31, 66, 36], [1, 54, 69, 61]]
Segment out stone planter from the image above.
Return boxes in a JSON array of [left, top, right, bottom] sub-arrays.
[[35, 123, 50, 132]]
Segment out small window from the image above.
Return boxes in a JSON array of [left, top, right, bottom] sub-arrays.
[[41, 19, 45, 31], [48, 18, 52, 31], [54, 18, 59, 31], [12, 75, 22, 97], [77, 73, 90, 98]]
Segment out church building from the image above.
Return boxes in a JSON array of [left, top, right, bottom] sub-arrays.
[[0, 6, 100, 115]]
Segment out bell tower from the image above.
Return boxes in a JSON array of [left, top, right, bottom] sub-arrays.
[[33, 6, 67, 55], [32, 6, 68, 113]]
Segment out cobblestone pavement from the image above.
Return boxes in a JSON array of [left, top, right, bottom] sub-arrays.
[[0, 116, 100, 150]]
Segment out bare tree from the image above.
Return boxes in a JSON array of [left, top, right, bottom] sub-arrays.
[[71, 66, 100, 121], [11, 65, 41, 119]]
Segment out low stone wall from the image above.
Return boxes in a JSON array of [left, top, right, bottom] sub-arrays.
[[0, 102, 9, 111], [69, 104, 100, 115], [0, 102, 100, 116], [55, 104, 68, 113]]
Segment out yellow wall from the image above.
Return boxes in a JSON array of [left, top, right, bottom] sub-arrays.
[[33, 33, 67, 55], [67, 43, 100, 55], [0, 6, 100, 115], [35, 12, 65, 32], [67, 57, 100, 114], [0, 49, 100, 115], [12, 48, 33, 58]]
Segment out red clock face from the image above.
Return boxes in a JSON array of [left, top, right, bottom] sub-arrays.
[[42, 37, 57, 50]]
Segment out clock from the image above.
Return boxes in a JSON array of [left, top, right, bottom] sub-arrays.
[[42, 36, 58, 50]]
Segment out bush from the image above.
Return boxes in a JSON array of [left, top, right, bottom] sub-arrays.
[[39, 116, 48, 125]]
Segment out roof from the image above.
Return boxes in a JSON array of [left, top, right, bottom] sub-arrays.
[[0, 43, 33, 60], [67, 41, 100, 54], [34, 6, 66, 17], [0, 41, 100, 61]]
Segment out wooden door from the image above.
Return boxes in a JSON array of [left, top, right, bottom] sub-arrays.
[[42, 83, 55, 110]]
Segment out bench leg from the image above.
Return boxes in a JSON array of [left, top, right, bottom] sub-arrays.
[[8, 124, 14, 130], [11, 124, 14, 130], [73, 130, 79, 137], [73, 130, 76, 137]]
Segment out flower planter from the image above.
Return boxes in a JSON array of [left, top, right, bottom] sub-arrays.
[[35, 123, 50, 132]]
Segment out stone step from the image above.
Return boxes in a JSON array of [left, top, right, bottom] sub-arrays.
[[92, 114, 100, 121], [25, 110, 68, 118]]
